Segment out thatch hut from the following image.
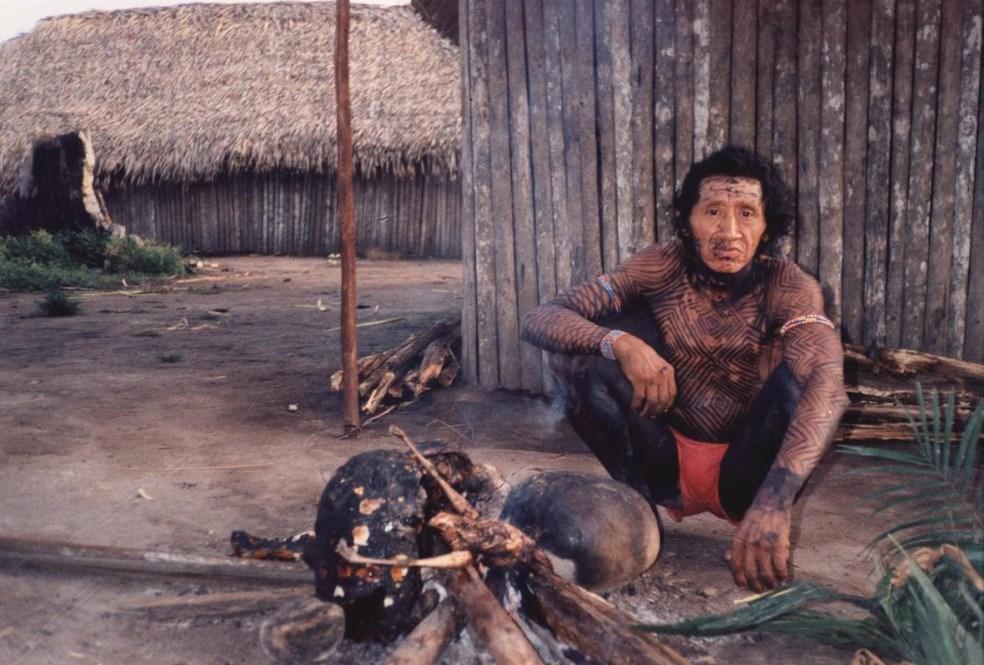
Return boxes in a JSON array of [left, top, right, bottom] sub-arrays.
[[0, 2, 461, 258]]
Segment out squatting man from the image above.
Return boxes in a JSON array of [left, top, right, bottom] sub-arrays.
[[521, 146, 849, 592]]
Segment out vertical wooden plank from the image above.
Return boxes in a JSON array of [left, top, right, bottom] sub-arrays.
[[488, 3, 522, 390], [505, 0, 543, 393], [796, 0, 822, 277], [771, 0, 798, 261], [706, 0, 732, 151], [556, 0, 587, 282], [594, 0, 619, 270], [525, 0, 560, 389], [885, 0, 916, 347], [862, 0, 895, 348], [924, 0, 963, 353], [949, 0, 982, 358], [730, 0, 756, 148], [841, 0, 871, 345], [900, 0, 941, 350], [818, 0, 846, 326], [611, 0, 635, 260], [755, 0, 777, 158], [468, 0, 499, 386], [630, 0, 655, 251], [488, 0, 521, 388], [692, 0, 712, 158], [653, 0, 676, 243], [964, 38, 984, 361], [543, 0, 573, 287], [674, 0, 694, 189], [575, 0, 602, 277]]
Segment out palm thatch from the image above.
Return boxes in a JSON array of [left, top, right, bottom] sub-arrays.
[[0, 2, 460, 197]]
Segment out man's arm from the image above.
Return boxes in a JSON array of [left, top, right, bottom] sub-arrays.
[[731, 278, 849, 591], [520, 244, 680, 417]]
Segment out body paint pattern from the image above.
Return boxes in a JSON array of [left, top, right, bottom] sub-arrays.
[[521, 240, 848, 504]]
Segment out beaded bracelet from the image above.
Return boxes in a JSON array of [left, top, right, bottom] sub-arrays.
[[600, 329, 627, 360], [595, 274, 623, 312], [779, 314, 835, 336]]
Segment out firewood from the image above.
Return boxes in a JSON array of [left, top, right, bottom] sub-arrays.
[[330, 352, 388, 392], [447, 565, 546, 665], [364, 371, 397, 414], [418, 334, 455, 386], [383, 600, 460, 665], [0, 536, 309, 585], [394, 427, 688, 664], [523, 564, 690, 665], [259, 597, 345, 664], [359, 319, 458, 396], [845, 343, 984, 384], [118, 587, 310, 620], [437, 355, 460, 387]]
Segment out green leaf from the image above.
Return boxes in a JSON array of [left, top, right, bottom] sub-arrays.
[[942, 391, 956, 478], [837, 445, 929, 466], [894, 545, 984, 665], [870, 496, 976, 523], [931, 388, 942, 469], [897, 531, 984, 551], [957, 405, 984, 496], [868, 514, 980, 549], [843, 464, 938, 478], [636, 583, 841, 635]]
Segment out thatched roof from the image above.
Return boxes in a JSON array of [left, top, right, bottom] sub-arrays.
[[0, 2, 460, 196]]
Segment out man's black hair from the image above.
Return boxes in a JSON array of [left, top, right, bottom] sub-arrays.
[[672, 145, 794, 257]]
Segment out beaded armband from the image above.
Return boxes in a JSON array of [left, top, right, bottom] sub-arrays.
[[600, 329, 627, 360], [595, 274, 623, 312], [778, 314, 835, 336]]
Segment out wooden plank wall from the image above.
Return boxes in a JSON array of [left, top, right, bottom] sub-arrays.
[[104, 172, 462, 259], [461, 0, 984, 391]]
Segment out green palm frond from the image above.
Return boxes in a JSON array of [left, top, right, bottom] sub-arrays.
[[839, 384, 984, 558]]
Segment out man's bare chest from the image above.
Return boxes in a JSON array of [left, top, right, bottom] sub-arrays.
[[647, 284, 768, 371]]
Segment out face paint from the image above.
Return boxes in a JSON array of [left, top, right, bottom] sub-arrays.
[[688, 176, 767, 275]]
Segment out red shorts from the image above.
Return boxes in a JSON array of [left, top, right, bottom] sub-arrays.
[[664, 428, 738, 525]]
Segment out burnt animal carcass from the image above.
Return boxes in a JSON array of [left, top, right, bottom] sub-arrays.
[[303, 449, 427, 641]]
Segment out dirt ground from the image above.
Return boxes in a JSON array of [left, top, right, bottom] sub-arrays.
[[0, 256, 900, 664]]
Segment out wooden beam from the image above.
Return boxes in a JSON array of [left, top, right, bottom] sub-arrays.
[[336, 0, 359, 431], [0, 536, 310, 585]]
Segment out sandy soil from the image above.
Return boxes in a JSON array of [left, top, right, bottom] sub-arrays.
[[0, 257, 897, 664]]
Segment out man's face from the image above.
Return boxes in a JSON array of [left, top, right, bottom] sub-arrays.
[[688, 176, 767, 274]]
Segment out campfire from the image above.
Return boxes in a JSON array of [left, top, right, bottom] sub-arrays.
[[239, 426, 688, 665]]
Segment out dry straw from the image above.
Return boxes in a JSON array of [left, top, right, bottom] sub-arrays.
[[0, 2, 461, 196]]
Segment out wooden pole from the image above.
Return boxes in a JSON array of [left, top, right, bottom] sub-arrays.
[[336, 0, 359, 431]]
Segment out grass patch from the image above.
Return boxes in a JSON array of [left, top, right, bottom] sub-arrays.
[[0, 229, 185, 291], [37, 290, 81, 317], [157, 351, 183, 364]]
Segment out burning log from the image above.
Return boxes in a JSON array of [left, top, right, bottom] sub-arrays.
[[328, 318, 461, 416], [382, 599, 460, 665], [521, 565, 690, 665], [259, 596, 346, 663], [447, 565, 546, 665]]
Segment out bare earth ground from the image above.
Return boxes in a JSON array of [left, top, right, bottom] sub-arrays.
[[0, 256, 900, 665]]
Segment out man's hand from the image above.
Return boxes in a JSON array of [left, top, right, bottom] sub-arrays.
[[611, 333, 676, 418], [730, 506, 792, 592]]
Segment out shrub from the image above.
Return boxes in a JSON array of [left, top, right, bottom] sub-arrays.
[[37, 289, 81, 316], [105, 237, 184, 276], [0, 229, 183, 290]]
